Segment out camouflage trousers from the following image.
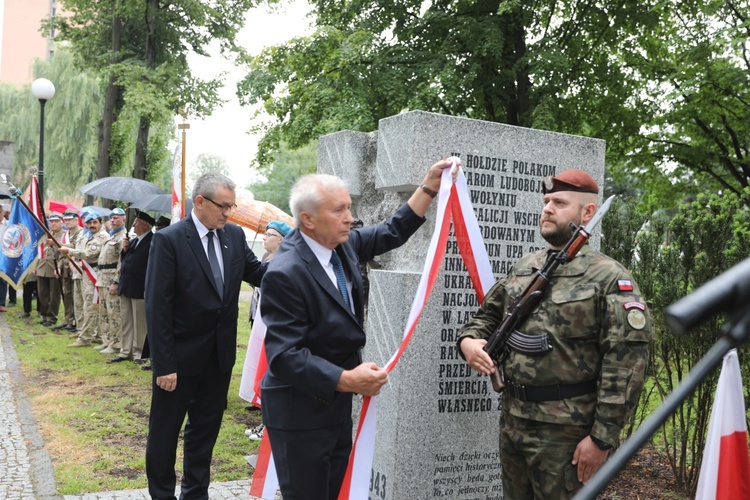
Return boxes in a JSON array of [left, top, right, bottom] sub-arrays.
[[500, 412, 590, 500], [98, 286, 121, 349], [77, 278, 99, 343]]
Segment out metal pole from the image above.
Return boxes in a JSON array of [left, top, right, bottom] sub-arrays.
[[178, 122, 190, 218], [38, 98, 47, 207]]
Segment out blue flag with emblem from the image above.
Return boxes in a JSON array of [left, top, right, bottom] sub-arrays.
[[0, 197, 47, 289]]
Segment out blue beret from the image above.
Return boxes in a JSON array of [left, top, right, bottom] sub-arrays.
[[110, 207, 126, 216], [84, 212, 102, 223], [266, 220, 292, 237]]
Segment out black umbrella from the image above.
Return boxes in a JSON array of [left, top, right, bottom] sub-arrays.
[[80, 177, 166, 203], [129, 193, 193, 214]]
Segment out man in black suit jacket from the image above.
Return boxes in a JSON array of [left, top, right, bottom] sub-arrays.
[[110, 210, 154, 363], [260, 158, 459, 499], [144, 173, 266, 499]]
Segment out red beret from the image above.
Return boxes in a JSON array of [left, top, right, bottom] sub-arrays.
[[542, 169, 599, 194]]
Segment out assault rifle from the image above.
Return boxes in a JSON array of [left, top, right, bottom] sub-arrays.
[[483, 195, 616, 392]]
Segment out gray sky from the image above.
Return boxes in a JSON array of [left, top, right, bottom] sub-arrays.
[[181, 1, 313, 188]]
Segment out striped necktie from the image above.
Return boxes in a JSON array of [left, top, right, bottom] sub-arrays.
[[330, 250, 351, 309]]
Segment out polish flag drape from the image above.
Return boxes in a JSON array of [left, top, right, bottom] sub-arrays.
[[29, 176, 46, 259], [695, 348, 750, 499], [81, 260, 99, 304], [338, 163, 494, 499], [249, 163, 493, 499], [171, 144, 185, 223], [240, 297, 267, 408]]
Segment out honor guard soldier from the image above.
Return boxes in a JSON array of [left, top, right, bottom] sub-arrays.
[[458, 169, 654, 499]]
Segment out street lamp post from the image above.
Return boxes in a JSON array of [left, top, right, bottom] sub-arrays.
[[31, 78, 55, 207]]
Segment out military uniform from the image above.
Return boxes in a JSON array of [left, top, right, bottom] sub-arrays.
[[459, 245, 653, 499], [458, 168, 654, 500], [58, 223, 82, 330], [36, 226, 65, 325], [68, 226, 109, 345], [97, 227, 125, 350]]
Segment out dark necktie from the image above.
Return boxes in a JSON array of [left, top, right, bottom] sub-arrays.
[[206, 230, 223, 300], [330, 251, 351, 310], [130, 237, 138, 252]]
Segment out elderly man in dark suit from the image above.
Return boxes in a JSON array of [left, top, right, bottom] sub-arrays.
[[260, 158, 459, 500], [109, 210, 154, 364], [144, 172, 266, 499]]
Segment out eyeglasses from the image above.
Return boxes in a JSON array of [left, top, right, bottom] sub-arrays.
[[265, 232, 281, 239], [202, 195, 237, 213]]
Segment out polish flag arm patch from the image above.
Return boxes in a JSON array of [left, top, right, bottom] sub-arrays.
[[618, 279, 633, 291]]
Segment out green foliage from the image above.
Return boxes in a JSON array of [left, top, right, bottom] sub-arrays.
[[0, 51, 103, 197], [603, 192, 750, 497], [246, 141, 317, 214]]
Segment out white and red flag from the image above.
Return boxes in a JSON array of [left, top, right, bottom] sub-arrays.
[[29, 176, 46, 259], [171, 144, 185, 223], [696, 348, 750, 499]]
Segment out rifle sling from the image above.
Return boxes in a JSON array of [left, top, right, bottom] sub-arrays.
[[505, 378, 597, 402]]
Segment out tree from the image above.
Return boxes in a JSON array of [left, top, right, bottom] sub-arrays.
[[47, 0, 263, 185], [0, 50, 102, 198], [238, 1, 658, 167], [189, 153, 231, 186], [246, 141, 317, 213], [239, 0, 750, 210]]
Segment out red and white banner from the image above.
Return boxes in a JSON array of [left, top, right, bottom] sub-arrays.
[[171, 144, 185, 223], [338, 163, 493, 499], [696, 349, 750, 499], [29, 176, 46, 259], [240, 297, 267, 408], [81, 260, 99, 304], [249, 162, 493, 499]]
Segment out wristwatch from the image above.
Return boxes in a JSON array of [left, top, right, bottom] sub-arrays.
[[590, 435, 613, 451], [420, 184, 438, 198]]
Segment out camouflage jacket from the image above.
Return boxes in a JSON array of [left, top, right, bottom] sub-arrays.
[[97, 227, 125, 286], [69, 228, 109, 276], [457, 245, 653, 447], [58, 225, 82, 278]]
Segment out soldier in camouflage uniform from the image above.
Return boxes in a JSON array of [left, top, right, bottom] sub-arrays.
[[60, 212, 110, 347], [96, 208, 126, 355], [458, 169, 653, 499]]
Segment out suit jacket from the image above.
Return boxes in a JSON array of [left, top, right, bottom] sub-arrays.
[[144, 216, 265, 377], [118, 231, 153, 299], [260, 203, 425, 430]]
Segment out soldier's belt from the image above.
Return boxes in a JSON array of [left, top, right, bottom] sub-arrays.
[[505, 378, 597, 402], [98, 263, 117, 270], [506, 330, 552, 355]]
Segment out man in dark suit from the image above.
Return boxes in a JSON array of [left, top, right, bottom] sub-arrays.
[[144, 172, 266, 499], [260, 158, 459, 499], [109, 210, 154, 364]]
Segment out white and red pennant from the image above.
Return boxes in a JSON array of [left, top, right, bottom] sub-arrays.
[[250, 163, 494, 499]]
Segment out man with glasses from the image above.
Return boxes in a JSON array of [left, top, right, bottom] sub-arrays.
[[144, 172, 267, 499]]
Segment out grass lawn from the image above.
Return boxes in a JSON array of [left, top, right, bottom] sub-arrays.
[[7, 283, 262, 495]]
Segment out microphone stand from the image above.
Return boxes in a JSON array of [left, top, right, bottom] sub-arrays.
[[574, 304, 750, 499]]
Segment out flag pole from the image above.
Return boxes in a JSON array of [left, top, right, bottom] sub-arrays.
[[1, 175, 82, 275]]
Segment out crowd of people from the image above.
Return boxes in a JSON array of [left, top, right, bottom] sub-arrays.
[[14, 206, 173, 370], [1, 165, 653, 499]]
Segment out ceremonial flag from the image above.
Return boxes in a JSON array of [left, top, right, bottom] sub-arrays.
[[0, 178, 47, 289], [171, 144, 185, 223], [696, 349, 750, 499], [240, 297, 267, 408]]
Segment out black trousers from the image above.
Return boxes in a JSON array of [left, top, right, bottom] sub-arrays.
[[23, 281, 38, 314], [267, 417, 353, 500], [145, 350, 231, 500]]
